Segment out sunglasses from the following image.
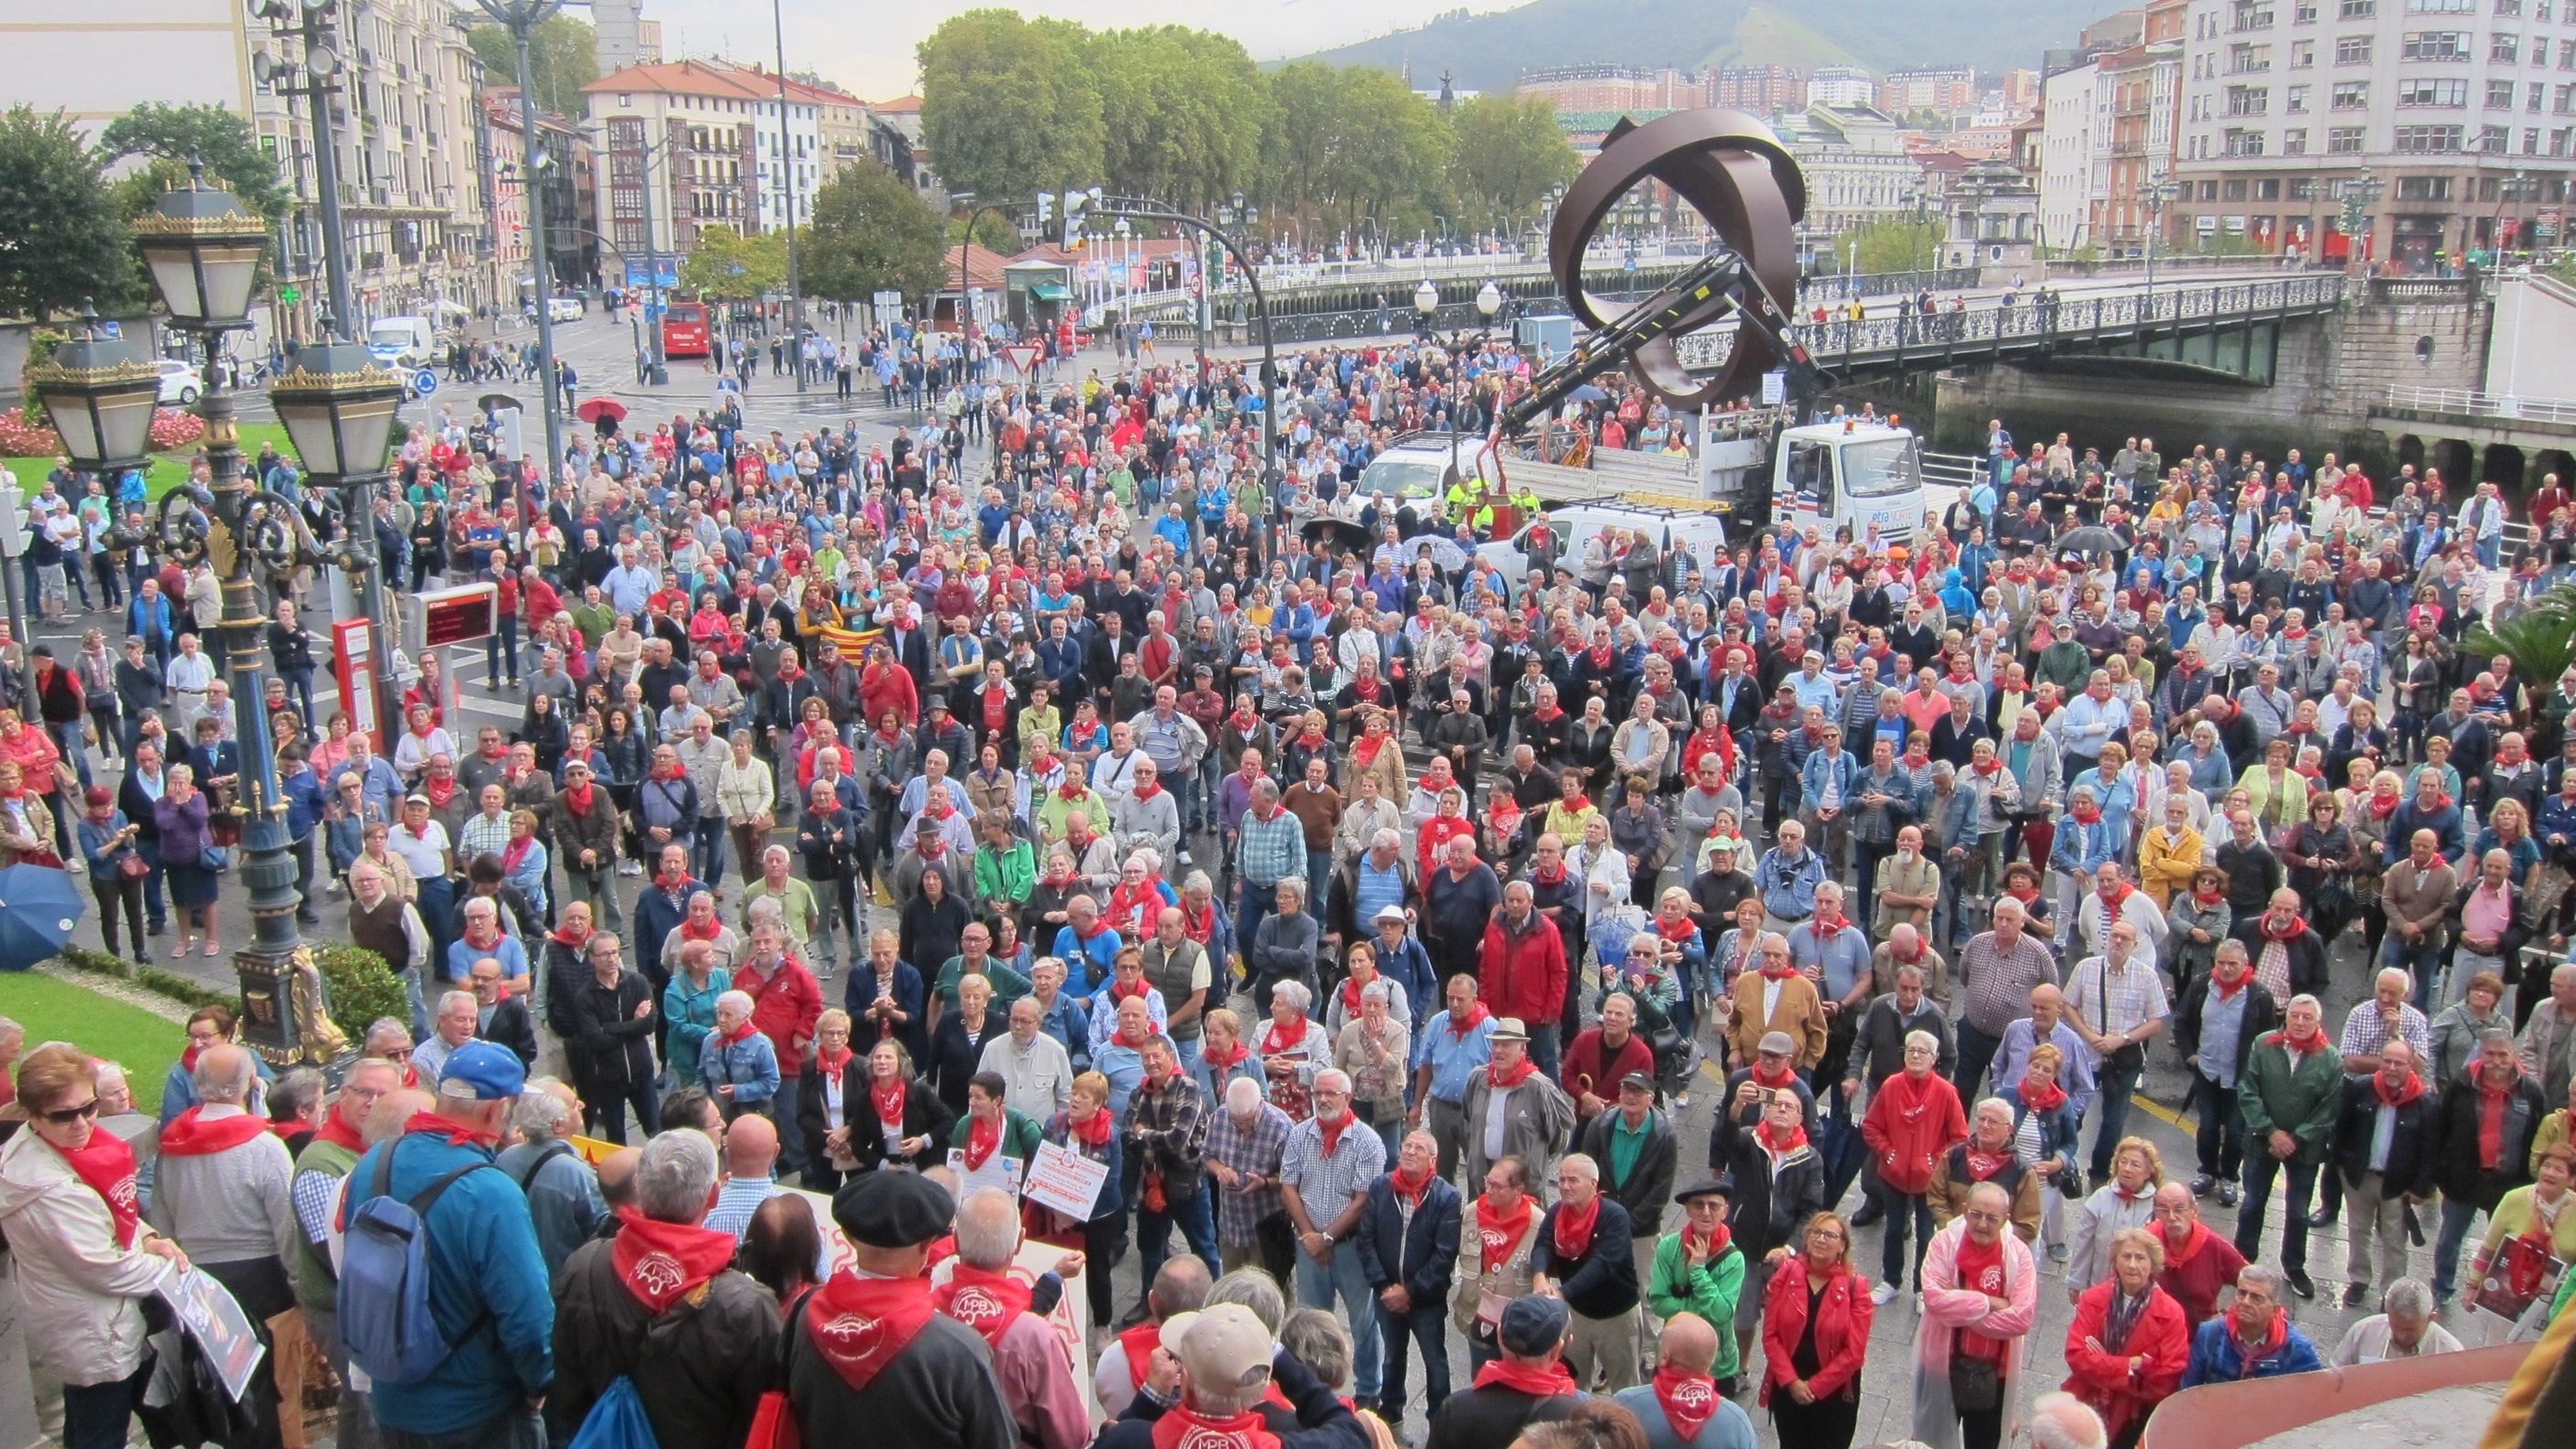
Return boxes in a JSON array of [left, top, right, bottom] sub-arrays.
[[41, 1097, 100, 1125]]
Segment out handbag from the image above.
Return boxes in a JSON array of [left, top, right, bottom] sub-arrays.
[[747, 1289, 814, 1449], [1948, 1330, 2003, 1414], [118, 853, 149, 880], [199, 844, 231, 874]]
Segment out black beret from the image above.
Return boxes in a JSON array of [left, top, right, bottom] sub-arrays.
[[832, 1169, 954, 1249]]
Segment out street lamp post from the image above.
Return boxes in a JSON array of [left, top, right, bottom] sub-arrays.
[[2141, 172, 2180, 314], [768, 0, 806, 392], [2339, 173, 2386, 273], [1100, 195, 1278, 532], [1413, 277, 1438, 339], [478, 0, 568, 506], [247, 0, 354, 337], [83, 166, 347, 1065]]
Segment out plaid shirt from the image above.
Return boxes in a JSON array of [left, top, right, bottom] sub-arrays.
[[2064, 950, 2171, 1040], [1281, 1114, 1389, 1232], [2337, 1000, 2431, 1074], [1205, 1100, 1293, 1249], [1237, 806, 1306, 889], [1123, 1068, 1210, 1199], [1959, 931, 2064, 1036], [456, 810, 512, 866]]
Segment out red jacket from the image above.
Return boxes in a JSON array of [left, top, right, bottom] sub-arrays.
[[735, 955, 822, 1079], [1760, 1258, 1873, 1405], [1560, 1027, 1655, 1104], [1859, 1068, 1968, 1196], [1478, 910, 1566, 1025], [2062, 1279, 2189, 1444], [859, 661, 919, 731]]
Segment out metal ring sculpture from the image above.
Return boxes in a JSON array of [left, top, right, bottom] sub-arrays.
[[1546, 108, 1806, 411]]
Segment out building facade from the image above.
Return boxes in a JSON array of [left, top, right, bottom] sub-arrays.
[[1809, 66, 1879, 109], [585, 59, 825, 258], [1781, 104, 1925, 235], [2175, 0, 2576, 266], [1516, 64, 1711, 113], [2042, 58, 2116, 251], [1883, 67, 1980, 115], [1711, 64, 1806, 114]]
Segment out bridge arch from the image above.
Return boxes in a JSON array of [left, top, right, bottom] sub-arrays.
[[2533, 448, 2576, 493], [2394, 435, 2427, 475], [2480, 444, 2527, 497], [2431, 439, 2475, 488]]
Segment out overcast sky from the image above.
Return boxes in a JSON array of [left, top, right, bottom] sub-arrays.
[[638, 0, 1510, 100]]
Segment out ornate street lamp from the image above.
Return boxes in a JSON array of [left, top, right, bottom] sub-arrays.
[[26, 308, 159, 478], [130, 164, 348, 1069], [1476, 280, 1504, 323], [269, 338, 402, 478]]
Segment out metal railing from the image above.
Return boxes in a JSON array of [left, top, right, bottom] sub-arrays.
[[1673, 273, 2347, 377], [2377, 384, 2576, 426]]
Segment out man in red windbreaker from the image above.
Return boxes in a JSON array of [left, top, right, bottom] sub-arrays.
[[1481, 880, 1569, 1079]]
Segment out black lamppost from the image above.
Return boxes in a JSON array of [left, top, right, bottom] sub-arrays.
[[74, 166, 346, 1066], [20, 310, 156, 708]]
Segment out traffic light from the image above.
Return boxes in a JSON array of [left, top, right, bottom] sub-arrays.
[[1063, 188, 1095, 248], [1036, 192, 1056, 229]]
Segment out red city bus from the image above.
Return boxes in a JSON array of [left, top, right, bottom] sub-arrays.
[[660, 299, 711, 359]]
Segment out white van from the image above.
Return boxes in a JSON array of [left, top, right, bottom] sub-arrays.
[[1476, 501, 1733, 592], [367, 316, 436, 370]]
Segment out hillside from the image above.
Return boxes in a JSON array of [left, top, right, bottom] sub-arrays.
[[1293, 0, 2100, 91]]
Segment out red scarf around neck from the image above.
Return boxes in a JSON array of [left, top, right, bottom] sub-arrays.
[[157, 1106, 276, 1157], [1069, 1106, 1113, 1149], [1551, 1195, 1603, 1260], [1446, 1002, 1491, 1038], [2209, 967, 2250, 1003], [872, 1078, 908, 1128], [2372, 1070, 2426, 1109], [1650, 1368, 1720, 1441], [2019, 1078, 2067, 1115], [805, 1272, 940, 1392], [2222, 1304, 2290, 1373], [312, 1111, 367, 1154], [611, 1208, 737, 1314], [1390, 1165, 1434, 1211], [401, 1110, 500, 1148], [963, 1113, 1004, 1172], [1472, 1356, 1579, 1399], [1149, 1406, 1283, 1449], [1755, 1118, 1809, 1157], [1476, 1196, 1533, 1272], [54, 1129, 142, 1247], [934, 1262, 1035, 1347], [1316, 1110, 1357, 1159], [1489, 1056, 1538, 1089]]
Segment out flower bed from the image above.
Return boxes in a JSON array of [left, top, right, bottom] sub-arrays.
[[0, 406, 205, 459]]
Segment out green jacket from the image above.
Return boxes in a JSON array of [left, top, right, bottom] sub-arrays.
[[1645, 1232, 1745, 1382], [2238, 1036, 2343, 1164], [974, 839, 1037, 912], [291, 1133, 363, 1315], [950, 1106, 1045, 1169]]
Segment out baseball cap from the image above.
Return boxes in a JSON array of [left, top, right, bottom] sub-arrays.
[[1706, 836, 1739, 854], [1498, 1293, 1571, 1356], [1617, 1070, 1656, 1094], [1489, 1016, 1530, 1043], [1757, 1031, 1797, 1057], [1165, 1304, 1273, 1392], [436, 1039, 525, 1100]]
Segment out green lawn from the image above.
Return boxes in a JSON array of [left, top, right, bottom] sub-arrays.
[[0, 971, 180, 1116]]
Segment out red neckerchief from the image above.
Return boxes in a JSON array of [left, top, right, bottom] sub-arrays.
[[611, 1207, 737, 1314], [677, 913, 726, 946], [919, 838, 949, 861], [1315, 1110, 1357, 1159], [2210, 966, 2250, 1003], [1558, 792, 1591, 815], [805, 1272, 940, 1392], [1551, 1194, 1603, 1260], [2070, 802, 2102, 825], [2478, 1065, 2522, 1169], [1110, 977, 1151, 1007], [1759, 958, 1800, 982], [157, 1106, 275, 1157], [1069, 1106, 1113, 1148], [1259, 1015, 1307, 1058], [1812, 910, 1850, 938], [1655, 916, 1697, 945], [1530, 860, 1568, 886], [2222, 1305, 2289, 1374], [2098, 881, 2134, 916], [1150, 1406, 1283, 1449], [934, 1262, 1035, 1347], [1133, 779, 1163, 800], [1352, 733, 1388, 767], [817, 1044, 854, 1081], [2366, 791, 2400, 821], [1650, 1368, 1720, 1441], [1119, 1320, 1163, 1390], [1971, 757, 2004, 777], [2164, 1220, 2213, 1270], [1298, 725, 1326, 746], [53, 1128, 142, 1247], [1489, 1056, 1538, 1089], [1748, 1061, 1798, 1091], [1337, 972, 1378, 1020], [401, 1110, 500, 1148], [1472, 1356, 1579, 1398], [1755, 1119, 1809, 1157], [562, 779, 597, 813], [872, 1078, 908, 1128], [424, 775, 457, 809], [1446, 1003, 1491, 1038], [1390, 1165, 1434, 1211], [311, 1110, 367, 1154], [2020, 1078, 2067, 1115], [2259, 915, 2307, 944], [2193, 885, 2226, 909], [1228, 710, 1259, 735], [2372, 1070, 2425, 1108], [963, 1113, 1004, 1172], [1057, 782, 1088, 802], [1201, 1037, 1251, 1073], [1476, 1195, 1533, 1272]]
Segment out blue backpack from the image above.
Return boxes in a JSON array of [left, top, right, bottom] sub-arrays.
[[338, 1137, 495, 1386], [567, 1377, 660, 1449]]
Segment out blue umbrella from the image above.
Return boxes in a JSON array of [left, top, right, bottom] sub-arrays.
[[0, 864, 85, 972], [1567, 383, 1610, 402]]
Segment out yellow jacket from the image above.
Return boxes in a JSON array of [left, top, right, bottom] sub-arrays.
[[2137, 823, 2206, 908], [2237, 762, 2311, 830]]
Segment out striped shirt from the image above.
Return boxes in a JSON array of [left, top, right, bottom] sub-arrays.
[[1281, 1113, 1388, 1228], [1205, 1100, 1293, 1249], [1958, 930, 2063, 1037]]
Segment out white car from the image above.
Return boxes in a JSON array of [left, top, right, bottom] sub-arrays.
[[546, 295, 585, 323], [156, 359, 201, 405]]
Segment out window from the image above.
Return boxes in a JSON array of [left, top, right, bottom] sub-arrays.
[[2334, 79, 2373, 105], [2493, 78, 2522, 105], [2538, 81, 2552, 110], [2292, 38, 2317, 63], [2290, 82, 2313, 109], [2497, 0, 2522, 11], [2399, 76, 2471, 104], [2225, 178, 2251, 199], [2231, 41, 2274, 69], [2336, 34, 2375, 60], [2292, 177, 2322, 197], [2229, 84, 2273, 112], [2484, 121, 2511, 148], [2225, 127, 2269, 155], [2234, 0, 2275, 24], [2405, 0, 2473, 10], [2396, 175, 2454, 198], [2530, 124, 2546, 150], [2199, 178, 2220, 199], [2401, 29, 2472, 57], [2496, 33, 2522, 59], [2285, 126, 2311, 151], [2342, 0, 2377, 12], [2394, 122, 2466, 147]]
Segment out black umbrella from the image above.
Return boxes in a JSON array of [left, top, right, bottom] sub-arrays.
[[1300, 516, 1372, 553], [2055, 525, 2127, 556], [476, 392, 523, 416]]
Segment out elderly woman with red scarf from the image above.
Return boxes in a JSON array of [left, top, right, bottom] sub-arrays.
[[1761, 1211, 1873, 1449], [2062, 1228, 2190, 1449]]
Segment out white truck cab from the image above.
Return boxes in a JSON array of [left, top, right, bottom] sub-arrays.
[[1701, 413, 1929, 545]]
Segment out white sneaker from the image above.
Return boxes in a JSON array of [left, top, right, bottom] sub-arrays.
[[1871, 1282, 1899, 1306]]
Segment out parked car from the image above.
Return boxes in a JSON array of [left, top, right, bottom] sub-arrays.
[[156, 359, 202, 405], [546, 295, 585, 323]]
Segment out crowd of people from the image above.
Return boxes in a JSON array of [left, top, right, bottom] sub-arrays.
[[1, 324, 2574, 1449]]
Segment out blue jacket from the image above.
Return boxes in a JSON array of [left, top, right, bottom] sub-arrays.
[[2180, 1314, 2324, 1388], [1798, 748, 1859, 813], [341, 1128, 554, 1434], [1355, 1171, 1462, 1304], [281, 766, 329, 843], [126, 594, 172, 644], [699, 1025, 782, 1106]]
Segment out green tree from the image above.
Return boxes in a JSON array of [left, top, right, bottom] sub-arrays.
[[1089, 26, 1269, 209], [678, 226, 788, 301], [1827, 216, 1947, 275], [805, 163, 950, 306], [951, 211, 1025, 257], [0, 107, 134, 319], [918, 10, 1104, 207], [99, 104, 288, 224], [467, 14, 598, 119], [1259, 63, 1450, 233], [1446, 93, 1576, 233]]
